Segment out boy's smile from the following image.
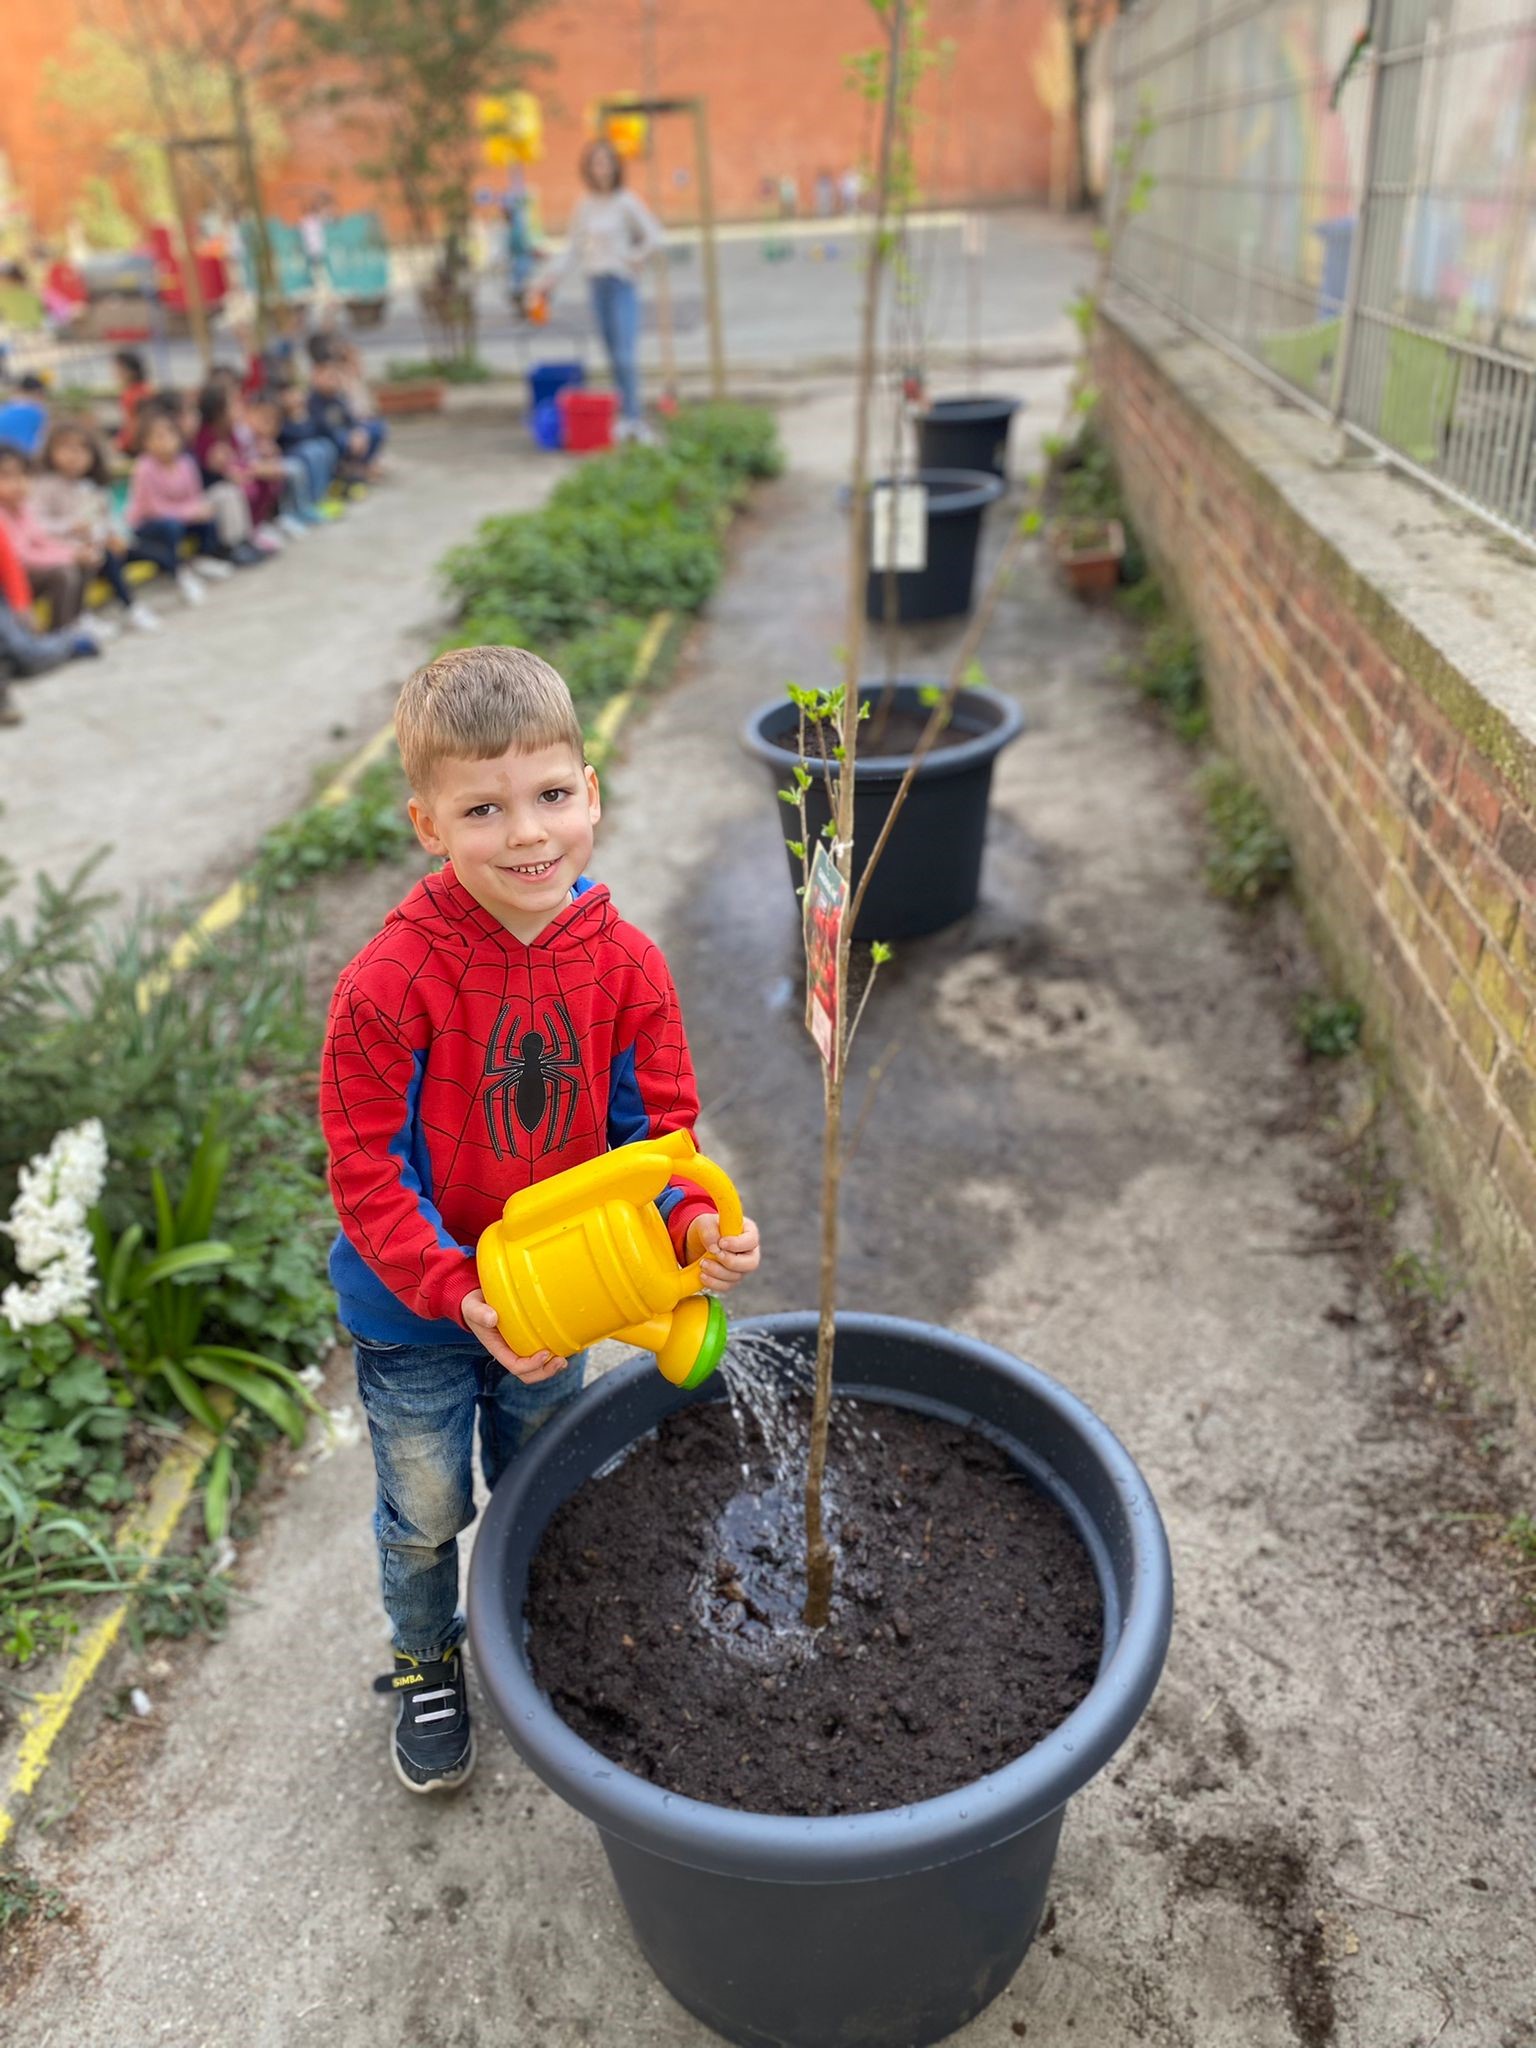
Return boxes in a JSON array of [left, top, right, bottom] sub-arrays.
[[409, 741, 602, 943]]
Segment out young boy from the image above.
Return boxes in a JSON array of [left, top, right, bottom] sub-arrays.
[[321, 645, 761, 1794], [305, 349, 385, 485]]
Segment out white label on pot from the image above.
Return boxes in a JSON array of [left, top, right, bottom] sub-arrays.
[[870, 482, 927, 573]]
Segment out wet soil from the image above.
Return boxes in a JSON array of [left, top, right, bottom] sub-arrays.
[[526, 1398, 1103, 1817], [759, 704, 974, 760]]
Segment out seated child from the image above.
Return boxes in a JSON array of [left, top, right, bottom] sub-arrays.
[[273, 377, 341, 511], [305, 349, 386, 485], [0, 517, 97, 723], [0, 440, 102, 638], [160, 392, 264, 568], [246, 388, 327, 530], [32, 418, 161, 633], [113, 349, 155, 454], [126, 403, 242, 605], [320, 645, 761, 1792], [194, 380, 283, 551]]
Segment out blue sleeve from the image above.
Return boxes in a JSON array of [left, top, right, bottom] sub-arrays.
[[606, 1043, 683, 1222]]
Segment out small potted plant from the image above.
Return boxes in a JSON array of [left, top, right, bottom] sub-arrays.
[[1050, 512, 1126, 598]]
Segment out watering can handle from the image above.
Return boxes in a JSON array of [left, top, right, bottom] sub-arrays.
[[674, 1151, 746, 1293]]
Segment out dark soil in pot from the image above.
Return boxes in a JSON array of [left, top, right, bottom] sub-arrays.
[[525, 1397, 1102, 1817], [742, 679, 1025, 941]]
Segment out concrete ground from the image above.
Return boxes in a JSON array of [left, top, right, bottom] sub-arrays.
[[5, 375, 1535, 2048], [1, 412, 562, 925]]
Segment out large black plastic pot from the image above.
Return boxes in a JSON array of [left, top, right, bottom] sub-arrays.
[[741, 680, 1024, 941], [916, 395, 1020, 479], [469, 1312, 1173, 2048], [864, 468, 1004, 623]]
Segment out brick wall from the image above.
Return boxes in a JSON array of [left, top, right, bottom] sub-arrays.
[[1096, 306, 1536, 1383]]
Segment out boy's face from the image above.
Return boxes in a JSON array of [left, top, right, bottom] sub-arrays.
[[409, 742, 601, 940]]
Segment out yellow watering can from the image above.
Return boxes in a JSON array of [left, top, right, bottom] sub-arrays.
[[475, 1131, 744, 1389]]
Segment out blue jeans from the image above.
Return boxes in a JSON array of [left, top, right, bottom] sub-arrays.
[[286, 436, 338, 502], [353, 1334, 587, 1661], [590, 272, 641, 422], [131, 516, 221, 565]]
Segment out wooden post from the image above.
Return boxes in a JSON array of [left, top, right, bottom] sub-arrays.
[[691, 97, 727, 400], [163, 145, 213, 370], [228, 68, 277, 347], [641, 8, 679, 405]]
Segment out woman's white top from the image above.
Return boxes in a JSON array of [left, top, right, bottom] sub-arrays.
[[546, 191, 664, 289]]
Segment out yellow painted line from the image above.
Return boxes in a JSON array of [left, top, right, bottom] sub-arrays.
[[0, 1421, 215, 1851], [4, 718, 400, 1846], [588, 611, 674, 767]]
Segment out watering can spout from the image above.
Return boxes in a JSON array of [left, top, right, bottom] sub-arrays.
[[475, 1136, 743, 1387]]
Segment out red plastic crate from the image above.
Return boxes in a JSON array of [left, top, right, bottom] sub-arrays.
[[557, 387, 617, 454]]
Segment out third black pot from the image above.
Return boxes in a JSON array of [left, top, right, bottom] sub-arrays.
[[916, 394, 1021, 479], [742, 679, 1024, 941], [468, 1313, 1173, 2048], [864, 468, 1004, 624]]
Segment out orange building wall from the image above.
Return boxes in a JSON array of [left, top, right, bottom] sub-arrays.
[[2, 0, 1064, 243]]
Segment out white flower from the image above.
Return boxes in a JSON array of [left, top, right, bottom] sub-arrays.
[[1, 1119, 108, 1333]]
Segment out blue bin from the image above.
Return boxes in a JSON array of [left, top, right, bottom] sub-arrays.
[[530, 398, 563, 450], [528, 360, 585, 409]]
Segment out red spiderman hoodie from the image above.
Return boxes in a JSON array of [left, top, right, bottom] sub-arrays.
[[320, 866, 715, 1345]]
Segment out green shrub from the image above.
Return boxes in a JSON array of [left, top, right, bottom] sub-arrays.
[[254, 759, 413, 895], [1297, 992, 1364, 1059], [441, 513, 601, 642], [560, 616, 649, 712], [1130, 620, 1207, 742], [664, 401, 784, 485], [1198, 759, 1292, 906]]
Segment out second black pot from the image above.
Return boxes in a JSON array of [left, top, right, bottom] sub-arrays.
[[742, 679, 1024, 940], [864, 468, 1004, 623], [916, 394, 1021, 479]]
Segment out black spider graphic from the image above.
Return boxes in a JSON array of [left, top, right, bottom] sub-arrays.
[[482, 999, 583, 1159]]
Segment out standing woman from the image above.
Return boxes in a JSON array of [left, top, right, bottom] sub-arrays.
[[538, 139, 662, 443]]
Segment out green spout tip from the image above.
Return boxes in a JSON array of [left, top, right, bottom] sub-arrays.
[[678, 1295, 729, 1390]]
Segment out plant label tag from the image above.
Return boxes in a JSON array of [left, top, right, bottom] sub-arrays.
[[870, 482, 927, 573], [804, 843, 848, 1080]]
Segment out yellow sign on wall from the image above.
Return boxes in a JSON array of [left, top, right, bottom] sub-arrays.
[[477, 90, 543, 165]]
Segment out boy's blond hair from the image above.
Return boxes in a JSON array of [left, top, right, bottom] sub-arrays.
[[395, 645, 584, 794]]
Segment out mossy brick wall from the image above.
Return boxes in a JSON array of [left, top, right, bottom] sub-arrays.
[[1096, 308, 1536, 1383]]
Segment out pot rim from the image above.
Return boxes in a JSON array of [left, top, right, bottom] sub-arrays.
[[740, 679, 1025, 786], [919, 395, 1022, 425], [867, 467, 1007, 518], [467, 1311, 1173, 1885]]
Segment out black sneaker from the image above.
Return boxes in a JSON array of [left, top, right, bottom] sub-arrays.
[[373, 1646, 475, 1794]]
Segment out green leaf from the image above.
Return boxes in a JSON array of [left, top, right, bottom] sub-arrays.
[[786, 840, 806, 861], [104, 1221, 143, 1313], [131, 1242, 236, 1295], [203, 1441, 234, 1542], [44, 1355, 112, 1408], [151, 1168, 176, 1258], [870, 941, 894, 965], [186, 1355, 307, 1447], [159, 1360, 222, 1436]]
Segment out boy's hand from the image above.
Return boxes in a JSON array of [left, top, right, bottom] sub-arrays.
[[461, 1288, 568, 1383], [686, 1214, 762, 1294]]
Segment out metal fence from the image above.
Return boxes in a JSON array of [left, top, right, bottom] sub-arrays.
[[1110, 0, 1536, 547]]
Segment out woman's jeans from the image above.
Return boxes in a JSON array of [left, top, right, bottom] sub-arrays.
[[590, 271, 641, 421], [353, 1333, 587, 1661]]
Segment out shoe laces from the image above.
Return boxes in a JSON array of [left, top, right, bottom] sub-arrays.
[[373, 1646, 464, 1726]]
